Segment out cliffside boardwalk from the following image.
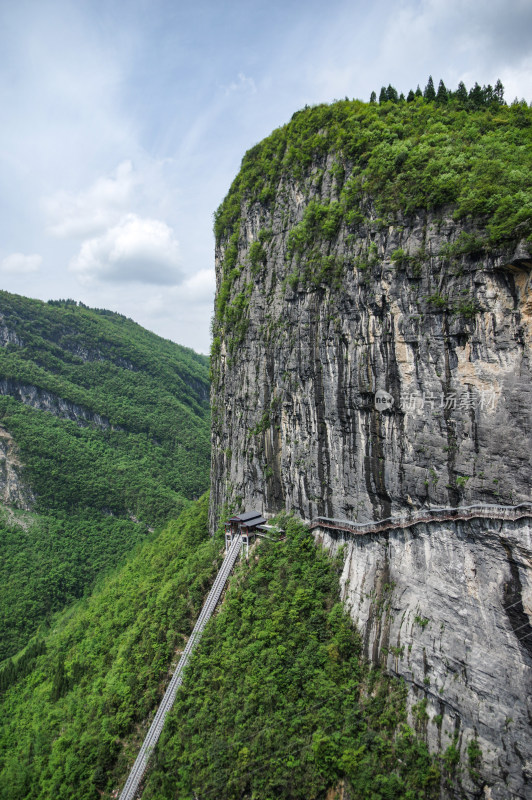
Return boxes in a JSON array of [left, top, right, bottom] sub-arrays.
[[310, 502, 532, 537], [118, 534, 243, 800]]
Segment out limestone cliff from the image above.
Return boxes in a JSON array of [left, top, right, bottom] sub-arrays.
[[317, 514, 532, 800], [0, 378, 114, 429], [0, 425, 34, 510], [210, 99, 532, 798], [210, 201, 531, 522]]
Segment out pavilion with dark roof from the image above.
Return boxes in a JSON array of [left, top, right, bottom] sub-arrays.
[[225, 510, 283, 556]]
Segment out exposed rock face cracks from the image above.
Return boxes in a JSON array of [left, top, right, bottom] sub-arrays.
[[0, 379, 113, 430], [317, 517, 532, 800], [210, 184, 531, 526], [0, 426, 34, 509], [0, 321, 23, 348], [210, 154, 532, 798]]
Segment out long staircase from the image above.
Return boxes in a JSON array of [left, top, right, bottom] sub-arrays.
[[118, 534, 242, 800]]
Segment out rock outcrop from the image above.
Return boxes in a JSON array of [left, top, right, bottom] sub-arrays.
[[209, 102, 532, 797], [0, 379, 113, 430], [0, 426, 34, 510], [210, 190, 531, 523], [316, 515, 532, 799], [0, 317, 24, 348]]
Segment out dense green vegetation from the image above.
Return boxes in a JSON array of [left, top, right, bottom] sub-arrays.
[[0, 510, 146, 662], [144, 515, 439, 800], [4, 81, 519, 796], [0, 292, 210, 657], [0, 499, 440, 799], [215, 77, 531, 245], [0, 495, 221, 799], [214, 81, 531, 329], [373, 75, 506, 108]]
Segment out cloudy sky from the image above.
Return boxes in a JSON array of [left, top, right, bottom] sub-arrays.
[[1, 0, 531, 353]]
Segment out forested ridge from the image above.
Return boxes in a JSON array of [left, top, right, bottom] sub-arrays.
[[216, 76, 531, 245], [0, 496, 221, 798], [0, 292, 210, 659]]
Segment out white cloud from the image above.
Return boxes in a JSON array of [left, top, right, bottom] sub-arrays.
[[376, 0, 532, 96], [498, 55, 532, 103], [0, 253, 42, 273], [70, 214, 182, 286], [2, 0, 532, 359], [122, 269, 215, 353], [146, 269, 216, 316], [182, 268, 216, 302], [141, 269, 215, 318], [44, 161, 137, 239], [223, 72, 257, 96]]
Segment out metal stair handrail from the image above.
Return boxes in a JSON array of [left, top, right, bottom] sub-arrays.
[[310, 502, 532, 537], [118, 534, 242, 800]]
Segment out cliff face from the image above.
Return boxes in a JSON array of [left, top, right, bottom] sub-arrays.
[[0, 378, 114, 430], [210, 100, 532, 797], [210, 171, 531, 525], [0, 426, 34, 509], [317, 515, 532, 799]]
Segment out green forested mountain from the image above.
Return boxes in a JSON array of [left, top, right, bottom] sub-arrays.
[[212, 92, 532, 374], [0, 292, 210, 659], [3, 86, 530, 799], [0, 496, 220, 798], [0, 496, 438, 800]]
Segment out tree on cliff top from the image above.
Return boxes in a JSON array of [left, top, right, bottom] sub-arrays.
[[424, 75, 436, 100]]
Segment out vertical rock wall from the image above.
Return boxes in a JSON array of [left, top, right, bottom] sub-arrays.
[[317, 517, 532, 799], [210, 167, 531, 526], [209, 131, 532, 798]]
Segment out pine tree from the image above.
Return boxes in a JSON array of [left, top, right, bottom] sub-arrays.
[[455, 81, 468, 104], [368, 76, 509, 110], [494, 79, 504, 104], [386, 84, 398, 102], [424, 75, 436, 101], [469, 82, 484, 108], [436, 79, 448, 104]]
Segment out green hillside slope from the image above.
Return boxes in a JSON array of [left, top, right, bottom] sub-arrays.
[[0, 497, 438, 800], [0, 292, 210, 659], [0, 496, 220, 799]]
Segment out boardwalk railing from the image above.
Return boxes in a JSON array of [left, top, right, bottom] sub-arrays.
[[310, 502, 532, 537], [118, 534, 242, 800]]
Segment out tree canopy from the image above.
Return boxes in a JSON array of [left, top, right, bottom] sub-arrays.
[[0, 292, 211, 658]]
